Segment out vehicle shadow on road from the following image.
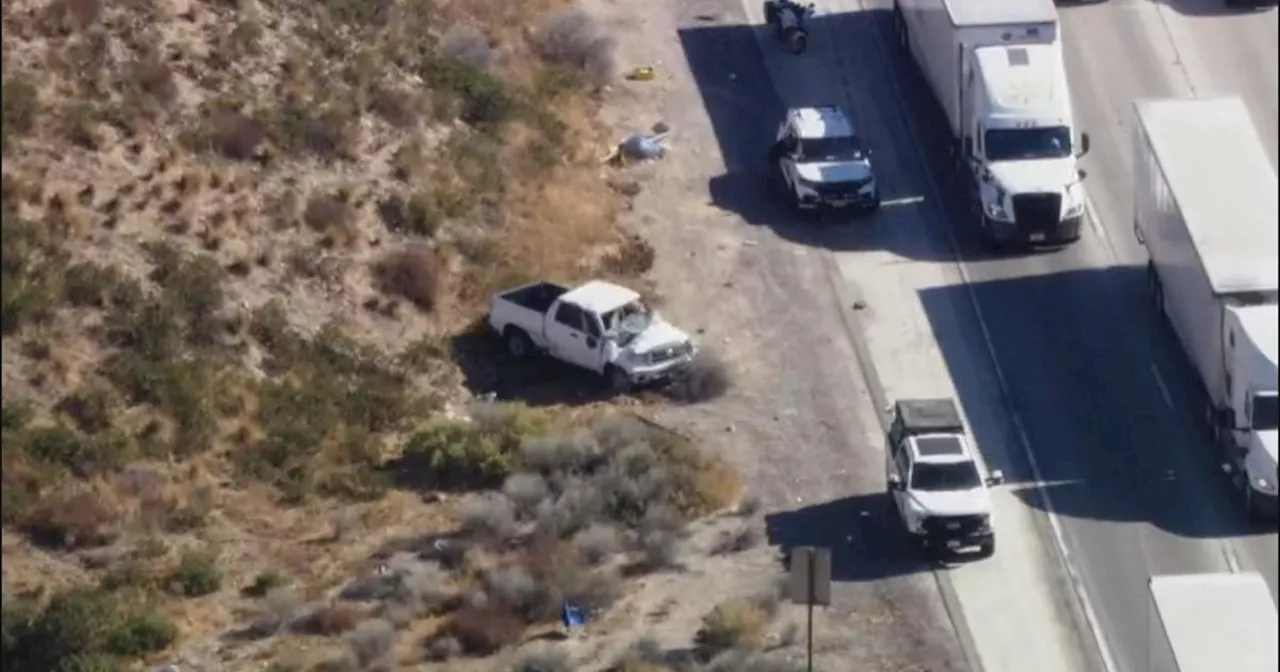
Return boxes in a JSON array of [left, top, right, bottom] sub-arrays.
[[764, 490, 943, 582], [678, 9, 1065, 263], [1148, 0, 1277, 18], [918, 264, 1265, 540]]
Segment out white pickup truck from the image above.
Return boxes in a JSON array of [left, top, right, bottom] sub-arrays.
[[487, 280, 696, 391]]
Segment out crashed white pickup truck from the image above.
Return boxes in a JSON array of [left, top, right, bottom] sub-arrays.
[[487, 280, 696, 391]]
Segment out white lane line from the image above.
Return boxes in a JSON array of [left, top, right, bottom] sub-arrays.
[[1223, 541, 1243, 573], [862, 10, 1120, 672], [1150, 364, 1174, 410], [882, 195, 926, 207]]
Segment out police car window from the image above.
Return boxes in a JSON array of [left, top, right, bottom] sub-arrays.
[[799, 135, 864, 161]]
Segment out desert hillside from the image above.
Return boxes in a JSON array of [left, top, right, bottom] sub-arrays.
[[1, 0, 745, 669]]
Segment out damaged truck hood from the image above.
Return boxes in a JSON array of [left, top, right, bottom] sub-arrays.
[[624, 318, 691, 355]]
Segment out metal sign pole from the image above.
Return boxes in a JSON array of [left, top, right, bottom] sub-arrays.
[[806, 549, 815, 672], [788, 546, 831, 672]]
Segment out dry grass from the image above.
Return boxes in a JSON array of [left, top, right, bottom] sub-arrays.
[[0, 0, 730, 667]]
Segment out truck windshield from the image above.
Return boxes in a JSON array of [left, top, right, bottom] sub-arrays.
[[1252, 392, 1279, 432], [910, 462, 982, 491], [602, 301, 653, 343], [799, 136, 865, 162], [984, 126, 1072, 162]]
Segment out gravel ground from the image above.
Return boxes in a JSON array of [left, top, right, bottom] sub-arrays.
[[573, 0, 973, 668]]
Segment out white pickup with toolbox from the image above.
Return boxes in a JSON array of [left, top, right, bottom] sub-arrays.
[[891, 0, 1091, 247], [1146, 572, 1278, 672], [487, 280, 696, 391], [1132, 97, 1279, 519]]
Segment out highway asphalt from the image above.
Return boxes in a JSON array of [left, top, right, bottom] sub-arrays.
[[679, 0, 1278, 671]]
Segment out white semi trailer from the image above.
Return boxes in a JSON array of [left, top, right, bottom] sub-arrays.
[[1132, 97, 1279, 520], [891, 0, 1091, 248], [1146, 572, 1278, 672]]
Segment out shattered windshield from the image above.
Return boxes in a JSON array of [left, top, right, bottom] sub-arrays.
[[602, 301, 653, 343]]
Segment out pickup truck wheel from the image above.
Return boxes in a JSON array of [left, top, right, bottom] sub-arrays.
[[503, 328, 535, 359], [605, 365, 632, 394]]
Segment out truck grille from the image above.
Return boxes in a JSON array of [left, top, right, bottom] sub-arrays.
[[814, 177, 871, 201], [921, 515, 987, 536], [647, 342, 691, 365], [1011, 193, 1062, 230]]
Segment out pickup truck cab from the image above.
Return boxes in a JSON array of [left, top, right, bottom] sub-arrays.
[[488, 280, 696, 391], [885, 398, 1004, 558]]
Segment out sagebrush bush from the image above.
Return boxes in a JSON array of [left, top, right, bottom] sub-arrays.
[[344, 619, 396, 668], [520, 433, 602, 476], [533, 479, 603, 539], [694, 599, 771, 659], [426, 635, 462, 661], [502, 471, 550, 514], [534, 7, 616, 88], [572, 523, 620, 565], [439, 25, 493, 71], [372, 246, 440, 312], [383, 554, 454, 618], [457, 491, 518, 539], [484, 565, 541, 621], [252, 586, 302, 636]]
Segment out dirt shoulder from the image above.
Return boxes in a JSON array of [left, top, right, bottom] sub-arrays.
[[577, 0, 971, 668]]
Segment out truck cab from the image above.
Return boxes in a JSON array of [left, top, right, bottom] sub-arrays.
[[769, 106, 881, 214], [487, 281, 696, 391], [963, 43, 1090, 246], [884, 399, 1003, 557], [1224, 303, 1278, 519]]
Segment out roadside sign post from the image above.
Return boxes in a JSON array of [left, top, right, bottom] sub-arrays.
[[787, 546, 832, 672]]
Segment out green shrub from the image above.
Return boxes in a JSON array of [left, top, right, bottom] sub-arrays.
[[402, 420, 512, 488], [1, 216, 66, 335], [245, 570, 289, 598], [424, 57, 515, 127], [2, 588, 174, 670], [12, 424, 131, 478], [2, 73, 40, 152], [62, 262, 131, 308], [172, 553, 222, 597], [104, 612, 176, 657]]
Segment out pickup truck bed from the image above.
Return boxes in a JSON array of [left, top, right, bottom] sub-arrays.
[[498, 282, 568, 315]]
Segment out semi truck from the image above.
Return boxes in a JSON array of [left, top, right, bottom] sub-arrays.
[[891, 0, 1091, 247], [1146, 572, 1278, 672], [1132, 97, 1279, 520]]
